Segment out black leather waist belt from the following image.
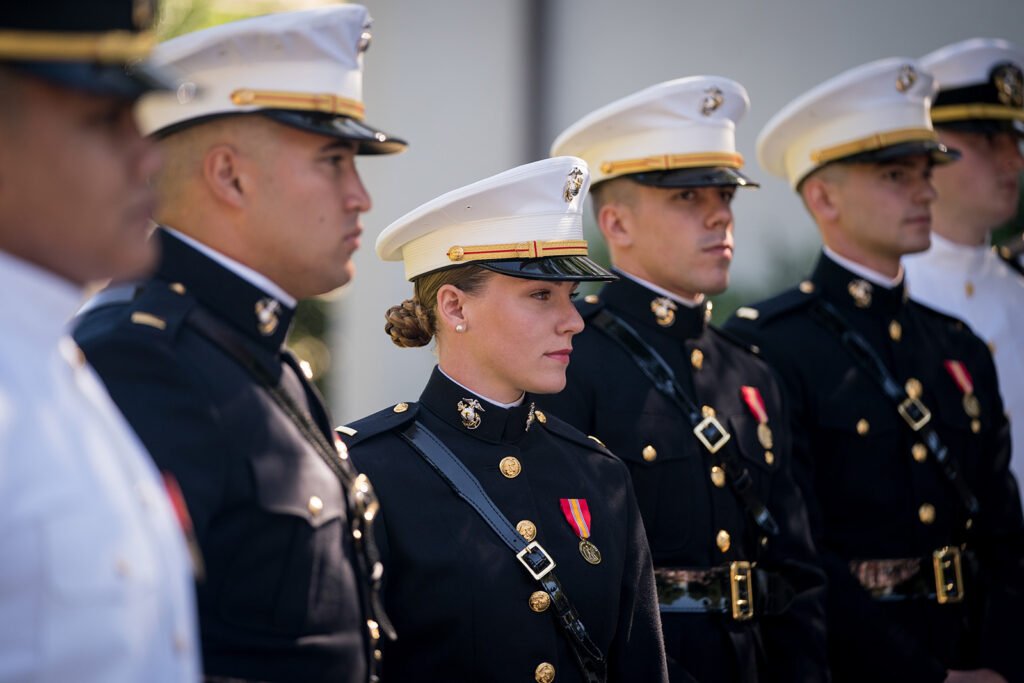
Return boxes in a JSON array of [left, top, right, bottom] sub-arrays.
[[654, 563, 794, 620], [850, 546, 965, 604]]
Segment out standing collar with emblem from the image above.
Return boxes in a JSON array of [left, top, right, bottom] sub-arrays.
[[154, 228, 295, 352], [599, 276, 708, 341], [814, 251, 908, 315], [418, 367, 538, 445]]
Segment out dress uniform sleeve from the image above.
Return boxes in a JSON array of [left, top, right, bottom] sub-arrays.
[[77, 334, 231, 549], [731, 324, 950, 682], [607, 462, 675, 683], [964, 345, 1024, 681], [756, 372, 831, 683]]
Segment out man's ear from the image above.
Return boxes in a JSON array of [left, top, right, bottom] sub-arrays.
[[801, 175, 841, 225], [597, 200, 635, 249], [436, 283, 468, 335], [203, 144, 247, 208]]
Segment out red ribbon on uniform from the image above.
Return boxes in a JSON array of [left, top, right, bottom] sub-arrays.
[[943, 360, 974, 395], [740, 385, 768, 423], [559, 498, 592, 540]]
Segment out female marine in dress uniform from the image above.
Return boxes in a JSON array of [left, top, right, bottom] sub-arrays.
[[337, 157, 670, 683]]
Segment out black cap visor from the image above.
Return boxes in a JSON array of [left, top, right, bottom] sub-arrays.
[[261, 109, 407, 155], [477, 255, 616, 282], [838, 139, 961, 167], [627, 166, 759, 188], [936, 118, 1024, 138], [11, 58, 177, 99]]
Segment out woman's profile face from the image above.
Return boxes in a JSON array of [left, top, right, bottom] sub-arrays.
[[455, 273, 585, 402]]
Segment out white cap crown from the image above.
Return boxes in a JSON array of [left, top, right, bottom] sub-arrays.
[[758, 57, 943, 188], [551, 76, 751, 185], [136, 4, 396, 146], [377, 157, 609, 281]]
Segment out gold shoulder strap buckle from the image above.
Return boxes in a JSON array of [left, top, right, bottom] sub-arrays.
[[933, 546, 964, 604], [694, 415, 732, 454], [729, 561, 755, 620], [897, 397, 932, 432], [517, 541, 556, 580]]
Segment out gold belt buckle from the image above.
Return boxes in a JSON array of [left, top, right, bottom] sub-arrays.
[[517, 541, 556, 580], [897, 397, 932, 432], [932, 546, 964, 604], [729, 561, 755, 621], [694, 415, 731, 454]]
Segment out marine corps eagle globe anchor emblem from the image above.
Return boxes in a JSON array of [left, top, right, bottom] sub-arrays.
[[457, 398, 485, 429]]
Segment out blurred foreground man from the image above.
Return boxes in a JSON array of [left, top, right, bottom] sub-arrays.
[[903, 38, 1024, 504], [544, 77, 828, 683], [0, 2, 201, 681], [724, 58, 1024, 682], [73, 6, 406, 682]]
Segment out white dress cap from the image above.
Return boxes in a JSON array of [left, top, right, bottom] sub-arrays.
[[137, 4, 405, 154], [921, 38, 1024, 129], [758, 57, 956, 189], [550, 76, 756, 187], [377, 157, 614, 282]]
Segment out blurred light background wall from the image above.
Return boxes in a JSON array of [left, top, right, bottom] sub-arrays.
[[158, 0, 1024, 423]]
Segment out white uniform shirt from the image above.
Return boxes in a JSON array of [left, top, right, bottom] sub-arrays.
[[904, 233, 1024, 502], [0, 250, 200, 682]]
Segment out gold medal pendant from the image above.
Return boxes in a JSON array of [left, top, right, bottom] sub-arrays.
[[962, 393, 981, 418], [579, 538, 602, 565], [757, 422, 773, 450]]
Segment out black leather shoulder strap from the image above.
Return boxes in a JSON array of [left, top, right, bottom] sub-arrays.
[[590, 310, 779, 538], [399, 421, 607, 683], [807, 298, 980, 528]]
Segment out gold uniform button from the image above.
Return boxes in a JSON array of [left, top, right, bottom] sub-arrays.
[[912, 443, 927, 462], [856, 419, 870, 435], [584, 294, 599, 304], [374, 649, 383, 661], [516, 519, 537, 542], [971, 419, 981, 434], [764, 451, 775, 466], [308, 495, 324, 517], [393, 402, 409, 413], [642, 445, 657, 462], [534, 410, 547, 424], [905, 378, 923, 399], [367, 619, 380, 641], [918, 503, 936, 525], [701, 405, 715, 418], [535, 662, 555, 683], [529, 591, 551, 612], [691, 349, 704, 370], [710, 466, 726, 488], [799, 280, 815, 294], [716, 529, 731, 552], [499, 456, 521, 478], [889, 320, 902, 341], [169, 282, 187, 295]]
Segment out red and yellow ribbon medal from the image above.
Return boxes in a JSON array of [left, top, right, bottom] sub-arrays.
[[944, 360, 982, 430], [741, 386, 773, 450], [162, 472, 206, 581], [560, 498, 601, 565]]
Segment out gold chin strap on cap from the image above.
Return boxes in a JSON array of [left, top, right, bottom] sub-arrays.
[[446, 239, 589, 264], [0, 29, 155, 63], [600, 152, 744, 176], [930, 103, 1024, 123], [810, 128, 938, 165], [230, 89, 366, 120]]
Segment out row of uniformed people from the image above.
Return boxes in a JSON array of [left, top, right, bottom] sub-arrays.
[[3, 1, 1024, 681]]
